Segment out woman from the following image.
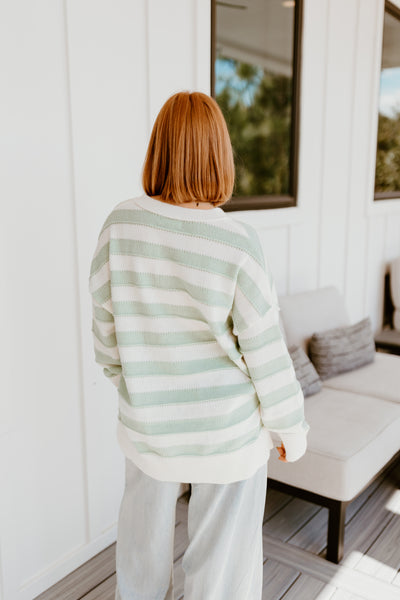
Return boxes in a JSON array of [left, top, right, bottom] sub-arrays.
[[89, 91, 309, 600]]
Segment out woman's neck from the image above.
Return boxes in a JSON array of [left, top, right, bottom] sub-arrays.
[[151, 195, 215, 210]]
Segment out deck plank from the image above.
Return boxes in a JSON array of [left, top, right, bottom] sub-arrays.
[[80, 574, 116, 600], [34, 544, 116, 600], [261, 558, 299, 599], [263, 497, 320, 541], [355, 514, 400, 583], [278, 573, 335, 600], [262, 535, 400, 600], [36, 460, 400, 600]]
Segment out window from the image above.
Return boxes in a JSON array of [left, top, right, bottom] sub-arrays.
[[374, 1, 400, 200], [211, 0, 303, 211]]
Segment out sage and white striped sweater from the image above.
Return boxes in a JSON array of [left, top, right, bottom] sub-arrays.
[[88, 194, 309, 483]]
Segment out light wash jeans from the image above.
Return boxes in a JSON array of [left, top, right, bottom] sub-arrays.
[[115, 457, 268, 600]]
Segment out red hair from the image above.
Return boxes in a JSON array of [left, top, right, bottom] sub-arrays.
[[142, 91, 234, 206]]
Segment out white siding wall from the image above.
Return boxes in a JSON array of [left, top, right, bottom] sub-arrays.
[[1, 0, 400, 597]]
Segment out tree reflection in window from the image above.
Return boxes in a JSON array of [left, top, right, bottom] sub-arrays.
[[375, 2, 400, 198], [213, 0, 300, 205]]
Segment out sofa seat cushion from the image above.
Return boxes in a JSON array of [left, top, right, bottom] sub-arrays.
[[267, 387, 400, 501], [323, 352, 400, 404]]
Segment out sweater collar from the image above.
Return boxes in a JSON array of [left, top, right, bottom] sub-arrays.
[[135, 194, 228, 221]]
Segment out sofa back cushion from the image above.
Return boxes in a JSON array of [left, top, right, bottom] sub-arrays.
[[278, 286, 350, 354]]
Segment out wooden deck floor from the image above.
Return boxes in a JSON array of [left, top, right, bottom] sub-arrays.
[[36, 461, 400, 600]]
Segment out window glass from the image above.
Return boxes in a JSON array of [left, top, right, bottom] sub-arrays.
[[375, 4, 400, 198], [213, 0, 300, 205]]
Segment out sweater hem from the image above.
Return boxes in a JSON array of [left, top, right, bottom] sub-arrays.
[[116, 420, 273, 484]]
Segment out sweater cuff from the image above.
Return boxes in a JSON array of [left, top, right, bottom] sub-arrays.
[[278, 430, 308, 462]]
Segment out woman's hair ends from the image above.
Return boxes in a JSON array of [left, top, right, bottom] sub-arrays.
[[142, 91, 235, 206]]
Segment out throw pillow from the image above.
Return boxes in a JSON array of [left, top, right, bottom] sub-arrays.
[[288, 344, 322, 397], [308, 317, 375, 380]]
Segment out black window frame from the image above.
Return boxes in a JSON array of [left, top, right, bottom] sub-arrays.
[[374, 0, 400, 202], [211, 0, 304, 211]]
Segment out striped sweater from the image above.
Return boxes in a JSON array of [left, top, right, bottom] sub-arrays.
[[88, 194, 309, 483]]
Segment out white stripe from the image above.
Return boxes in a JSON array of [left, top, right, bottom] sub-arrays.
[[118, 341, 226, 362], [119, 390, 257, 421], [89, 260, 110, 296], [237, 308, 280, 340], [114, 314, 209, 333], [254, 366, 297, 397], [109, 222, 245, 266], [232, 286, 260, 333], [94, 316, 116, 336], [124, 367, 251, 393], [93, 334, 119, 360], [110, 254, 235, 295], [243, 339, 289, 368], [111, 286, 230, 319], [119, 405, 262, 446], [260, 389, 304, 422]]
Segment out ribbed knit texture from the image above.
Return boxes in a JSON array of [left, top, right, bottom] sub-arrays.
[[88, 195, 309, 483]]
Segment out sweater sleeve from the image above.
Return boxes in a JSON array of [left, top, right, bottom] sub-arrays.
[[231, 231, 310, 462], [88, 226, 122, 390]]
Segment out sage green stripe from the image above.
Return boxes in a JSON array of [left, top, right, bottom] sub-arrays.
[[250, 354, 293, 381], [123, 356, 237, 377], [94, 305, 113, 322], [92, 281, 111, 305], [239, 324, 282, 351], [111, 270, 231, 307], [259, 380, 301, 408], [119, 396, 259, 435], [237, 269, 271, 316], [263, 407, 305, 430], [92, 321, 117, 348], [100, 209, 263, 267], [104, 365, 122, 377], [118, 376, 130, 404], [90, 242, 109, 276], [131, 423, 263, 457], [109, 238, 238, 280], [127, 382, 255, 406], [113, 300, 205, 321], [239, 222, 265, 268], [113, 300, 230, 335], [232, 303, 251, 332], [117, 330, 215, 346], [95, 348, 120, 366]]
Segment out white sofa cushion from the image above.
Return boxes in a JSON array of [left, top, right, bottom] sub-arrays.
[[267, 387, 400, 501], [323, 352, 400, 404], [279, 286, 350, 353]]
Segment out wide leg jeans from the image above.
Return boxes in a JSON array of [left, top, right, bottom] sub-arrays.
[[115, 457, 268, 600]]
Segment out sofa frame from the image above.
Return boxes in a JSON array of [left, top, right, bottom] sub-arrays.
[[267, 448, 400, 563]]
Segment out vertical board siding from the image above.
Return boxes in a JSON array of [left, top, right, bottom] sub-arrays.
[[4, 0, 400, 598], [258, 228, 289, 296], [147, 0, 197, 124], [384, 216, 400, 264], [365, 216, 386, 331], [344, 0, 377, 323], [195, 0, 212, 92], [0, 1, 86, 598], [66, 0, 150, 546], [288, 0, 329, 294], [318, 0, 359, 293]]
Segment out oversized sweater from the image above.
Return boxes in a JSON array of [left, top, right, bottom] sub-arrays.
[[88, 194, 309, 484]]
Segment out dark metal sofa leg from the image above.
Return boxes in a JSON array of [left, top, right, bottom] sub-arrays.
[[327, 500, 347, 563]]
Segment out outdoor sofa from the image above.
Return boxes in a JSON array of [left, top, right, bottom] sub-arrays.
[[267, 286, 400, 563]]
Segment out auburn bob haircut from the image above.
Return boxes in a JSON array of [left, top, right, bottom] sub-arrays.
[[142, 91, 235, 207]]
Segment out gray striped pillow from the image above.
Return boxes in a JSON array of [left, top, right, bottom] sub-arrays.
[[288, 345, 322, 397], [309, 317, 375, 380]]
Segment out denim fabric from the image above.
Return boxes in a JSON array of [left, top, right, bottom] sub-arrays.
[[115, 457, 268, 600]]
